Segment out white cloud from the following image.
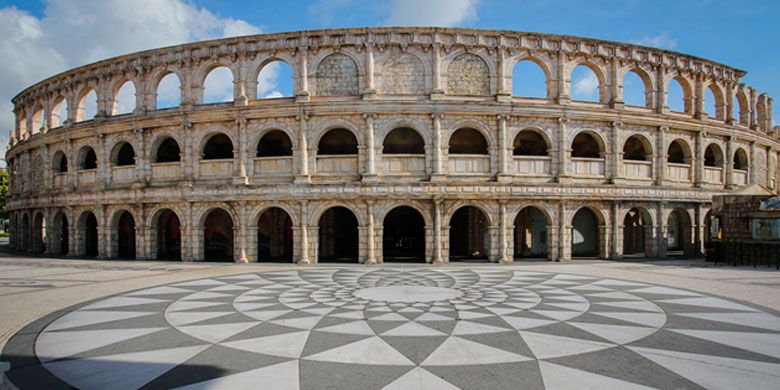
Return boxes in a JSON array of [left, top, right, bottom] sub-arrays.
[[384, 0, 479, 27], [308, 0, 354, 25], [632, 32, 677, 50], [573, 70, 599, 100]]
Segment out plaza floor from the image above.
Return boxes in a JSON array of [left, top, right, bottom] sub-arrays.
[[1, 251, 779, 389]]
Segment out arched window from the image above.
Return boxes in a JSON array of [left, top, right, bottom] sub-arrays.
[[77, 88, 98, 122], [51, 96, 68, 127], [383, 128, 425, 154], [316, 54, 359, 96], [667, 140, 690, 164], [449, 128, 487, 154], [571, 65, 601, 102], [623, 135, 650, 161], [734, 148, 749, 170], [79, 147, 97, 170], [113, 81, 136, 115], [318, 129, 357, 155], [735, 91, 749, 125], [31, 107, 44, 133], [156, 73, 181, 109], [704, 86, 717, 118], [113, 142, 135, 166], [257, 130, 293, 157], [513, 129, 548, 156], [257, 60, 294, 98], [203, 66, 234, 104], [704, 144, 724, 167], [17, 113, 27, 138], [512, 60, 547, 98], [571, 133, 602, 158], [623, 70, 649, 108], [202, 134, 234, 160], [447, 53, 490, 96], [667, 77, 689, 113], [53, 151, 68, 173], [154, 137, 181, 163]]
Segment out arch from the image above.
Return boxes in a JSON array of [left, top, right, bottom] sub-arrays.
[[512, 59, 549, 98], [704, 143, 724, 167], [623, 135, 652, 161], [449, 128, 488, 154], [514, 206, 550, 259], [113, 80, 136, 115], [78, 146, 98, 170], [202, 133, 234, 160], [257, 60, 294, 98], [383, 206, 426, 262], [51, 211, 69, 255], [623, 207, 651, 256], [20, 213, 30, 251], [156, 72, 182, 109], [256, 130, 293, 157], [318, 128, 358, 155], [572, 207, 600, 257], [667, 139, 692, 164], [513, 129, 549, 156], [76, 88, 98, 122], [111, 142, 136, 166], [382, 127, 425, 154], [571, 131, 604, 158], [318, 206, 359, 262], [113, 210, 136, 259], [51, 95, 68, 127], [315, 53, 359, 96], [570, 64, 604, 103], [667, 76, 692, 114], [202, 66, 234, 104], [667, 208, 692, 254], [78, 211, 99, 257], [704, 84, 725, 120], [733, 148, 749, 170], [448, 205, 490, 261], [735, 90, 750, 125], [31, 105, 44, 134], [378, 52, 426, 95], [257, 207, 293, 262], [153, 136, 181, 163], [704, 209, 722, 243], [52, 150, 68, 173], [622, 69, 653, 108], [203, 208, 234, 262], [154, 209, 181, 260], [32, 212, 46, 253], [447, 53, 490, 96]]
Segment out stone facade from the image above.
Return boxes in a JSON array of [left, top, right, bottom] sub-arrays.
[[6, 27, 780, 264]]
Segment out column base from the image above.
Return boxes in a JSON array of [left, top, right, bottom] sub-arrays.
[[557, 175, 573, 184], [430, 90, 445, 100], [362, 174, 379, 183], [297, 258, 312, 265], [294, 175, 311, 184], [432, 258, 447, 265], [295, 93, 310, 103], [232, 176, 249, 185], [498, 257, 514, 264], [364, 258, 378, 265], [362, 90, 377, 99], [496, 93, 512, 103], [496, 174, 513, 183], [429, 174, 447, 183]]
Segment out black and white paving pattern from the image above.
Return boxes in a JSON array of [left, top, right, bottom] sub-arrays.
[[6, 267, 780, 389]]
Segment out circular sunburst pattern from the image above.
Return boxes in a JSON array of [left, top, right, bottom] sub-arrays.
[[21, 268, 780, 389]]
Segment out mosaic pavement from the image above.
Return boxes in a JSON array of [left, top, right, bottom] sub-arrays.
[[5, 268, 780, 389]]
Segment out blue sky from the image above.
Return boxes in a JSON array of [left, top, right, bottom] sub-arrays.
[[0, 0, 777, 156]]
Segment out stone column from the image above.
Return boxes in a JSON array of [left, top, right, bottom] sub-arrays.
[[234, 117, 248, 184], [496, 46, 510, 100], [237, 201, 248, 263], [431, 113, 445, 181], [694, 204, 704, 256], [363, 43, 376, 98], [365, 201, 376, 264], [556, 118, 569, 182], [611, 202, 622, 259], [558, 201, 570, 261], [433, 198, 444, 263], [431, 43, 443, 96], [295, 113, 310, 183], [750, 140, 758, 185], [656, 202, 667, 258], [556, 51, 570, 104], [656, 65, 668, 114], [182, 120, 193, 183], [725, 81, 735, 124], [609, 121, 622, 183], [298, 200, 310, 264], [136, 204, 146, 260], [656, 126, 667, 185], [726, 136, 735, 189], [497, 114, 511, 181], [182, 202, 194, 261], [499, 200, 511, 262], [694, 131, 704, 187], [296, 47, 309, 102], [610, 57, 622, 108], [97, 133, 108, 189], [363, 113, 377, 180]]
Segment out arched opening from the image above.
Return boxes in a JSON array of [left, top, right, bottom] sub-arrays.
[[449, 206, 489, 261], [734, 148, 749, 170], [156, 210, 181, 260], [53, 151, 68, 173], [623, 135, 650, 161], [318, 206, 359, 262], [704, 210, 722, 244], [383, 206, 425, 262], [572, 208, 599, 257], [513, 130, 548, 156], [514, 207, 548, 259], [31, 107, 44, 134], [77, 88, 98, 122], [52, 212, 69, 255], [318, 128, 358, 155], [51, 96, 68, 127], [203, 66, 234, 104], [623, 208, 646, 256], [571, 65, 601, 102], [156, 73, 181, 109], [704, 85, 722, 119], [257, 207, 293, 262], [78, 147, 97, 170], [32, 213, 46, 253], [667, 208, 692, 255], [704, 144, 724, 167], [667, 139, 691, 164], [203, 208, 234, 262], [202, 133, 234, 160], [115, 211, 136, 259], [667, 77, 690, 114], [571, 132, 602, 158], [512, 60, 548, 98], [383, 128, 425, 154], [20, 214, 30, 251], [735, 91, 749, 125], [257, 130, 293, 157], [113, 81, 136, 115], [80, 212, 99, 257], [623, 70, 650, 108], [154, 137, 181, 163], [112, 142, 135, 166], [257, 60, 294, 98], [449, 128, 488, 154]]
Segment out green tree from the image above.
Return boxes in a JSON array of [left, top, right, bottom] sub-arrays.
[[0, 168, 8, 220]]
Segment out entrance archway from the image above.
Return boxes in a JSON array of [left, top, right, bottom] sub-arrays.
[[32, 213, 46, 253], [115, 211, 136, 259], [572, 208, 599, 257], [667, 208, 692, 255], [514, 207, 548, 259], [156, 209, 181, 260], [52, 212, 69, 255], [204, 209, 234, 262], [20, 214, 30, 251], [80, 212, 99, 257], [383, 206, 425, 262], [623, 208, 646, 256], [449, 206, 489, 261], [257, 207, 293, 262], [318, 206, 358, 262]]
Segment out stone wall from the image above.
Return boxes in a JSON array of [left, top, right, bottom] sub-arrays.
[[315, 54, 359, 96], [447, 53, 490, 96], [378, 53, 425, 95]]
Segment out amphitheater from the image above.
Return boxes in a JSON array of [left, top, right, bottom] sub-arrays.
[[5, 27, 779, 264]]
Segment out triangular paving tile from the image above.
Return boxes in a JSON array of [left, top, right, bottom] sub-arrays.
[[36, 327, 166, 363], [80, 297, 169, 310], [317, 320, 375, 335], [381, 322, 446, 337], [669, 329, 780, 359], [530, 309, 580, 321], [46, 310, 156, 331], [673, 312, 780, 332], [382, 366, 459, 389], [167, 311, 235, 326], [658, 297, 759, 312], [304, 336, 414, 365], [177, 360, 298, 390], [592, 300, 662, 313], [421, 336, 531, 366], [451, 320, 512, 336], [172, 279, 225, 287], [370, 312, 408, 321], [176, 322, 257, 343], [629, 286, 702, 296], [415, 312, 453, 322], [500, 316, 556, 330], [221, 331, 309, 358], [591, 311, 666, 328], [180, 292, 233, 301], [241, 309, 292, 322], [270, 316, 323, 330], [519, 331, 614, 359], [167, 300, 225, 312], [538, 361, 655, 390], [127, 286, 193, 296], [568, 322, 655, 344]]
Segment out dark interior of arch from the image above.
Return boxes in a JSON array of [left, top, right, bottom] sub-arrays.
[[116, 211, 136, 259], [449, 128, 488, 154], [734, 150, 748, 170], [572, 208, 598, 257], [204, 208, 233, 262], [81, 148, 97, 170], [257, 130, 293, 157], [257, 207, 293, 262], [704, 145, 722, 167], [383, 206, 425, 262], [318, 128, 357, 155], [449, 206, 489, 261], [155, 138, 181, 163], [514, 207, 548, 258], [56, 153, 68, 173], [383, 128, 425, 154], [319, 206, 358, 262], [203, 134, 234, 160], [115, 143, 136, 166], [55, 213, 69, 255], [157, 210, 181, 260], [667, 141, 688, 164], [571, 133, 601, 158], [83, 212, 98, 257], [623, 136, 648, 161], [623, 208, 646, 255], [513, 130, 548, 156]]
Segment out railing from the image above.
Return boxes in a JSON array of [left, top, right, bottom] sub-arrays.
[[667, 163, 692, 182], [382, 154, 426, 175], [317, 155, 358, 175], [53, 173, 67, 188], [571, 157, 605, 177], [704, 166, 724, 184], [77, 169, 96, 185], [199, 159, 232, 178], [111, 166, 135, 183], [253, 156, 293, 176], [622, 160, 652, 179], [448, 154, 490, 174], [733, 169, 748, 186], [151, 162, 180, 180], [512, 156, 551, 175]]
